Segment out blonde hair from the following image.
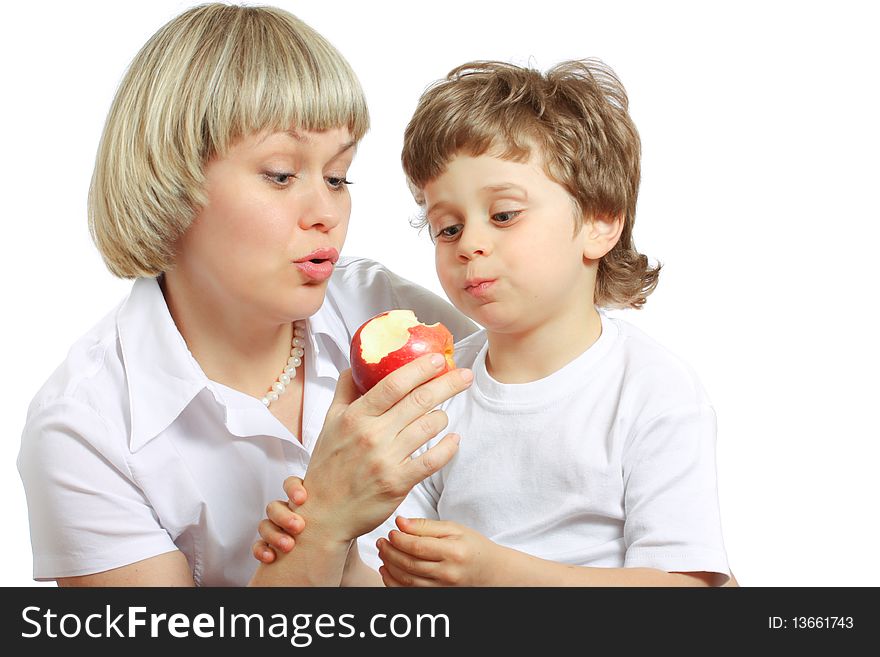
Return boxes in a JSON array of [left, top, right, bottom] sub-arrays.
[[402, 59, 659, 309], [89, 3, 369, 278]]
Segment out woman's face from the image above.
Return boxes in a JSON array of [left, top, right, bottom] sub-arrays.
[[174, 127, 356, 323]]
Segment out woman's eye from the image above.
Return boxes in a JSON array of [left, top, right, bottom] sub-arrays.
[[327, 177, 353, 190], [492, 210, 521, 223], [266, 172, 296, 186]]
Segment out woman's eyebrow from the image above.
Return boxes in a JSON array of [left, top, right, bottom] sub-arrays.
[[284, 130, 357, 157]]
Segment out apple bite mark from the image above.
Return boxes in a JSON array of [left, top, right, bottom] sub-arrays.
[[350, 309, 456, 394]]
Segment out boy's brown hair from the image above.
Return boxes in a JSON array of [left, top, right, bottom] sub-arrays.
[[402, 59, 659, 309]]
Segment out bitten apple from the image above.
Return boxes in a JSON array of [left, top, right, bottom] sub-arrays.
[[350, 310, 456, 394]]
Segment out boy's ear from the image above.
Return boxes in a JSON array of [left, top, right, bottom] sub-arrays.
[[581, 213, 625, 261]]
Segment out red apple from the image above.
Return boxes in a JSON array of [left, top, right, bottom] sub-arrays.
[[350, 309, 456, 394]]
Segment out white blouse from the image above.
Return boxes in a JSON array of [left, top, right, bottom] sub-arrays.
[[17, 256, 476, 586]]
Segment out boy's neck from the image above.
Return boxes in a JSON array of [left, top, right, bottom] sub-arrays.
[[484, 305, 604, 384]]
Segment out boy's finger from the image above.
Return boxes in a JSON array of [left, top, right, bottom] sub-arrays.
[[377, 537, 440, 575], [258, 519, 295, 552], [378, 566, 403, 588], [395, 516, 457, 538], [379, 557, 438, 588], [386, 527, 446, 560], [282, 476, 307, 506], [400, 433, 461, 489], [266, 500, 304, 535], [252, 540, 276, 564]]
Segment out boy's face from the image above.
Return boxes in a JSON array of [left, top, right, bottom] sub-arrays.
[[423, 151, 597, 335]]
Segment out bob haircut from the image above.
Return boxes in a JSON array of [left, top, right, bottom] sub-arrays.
[[402, 59, 659, 309], [89, 3, 370, 278]]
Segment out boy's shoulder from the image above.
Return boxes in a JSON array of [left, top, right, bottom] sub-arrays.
[[602, 312, 711, 408]]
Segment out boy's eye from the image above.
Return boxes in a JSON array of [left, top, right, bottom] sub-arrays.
[[433, 224, 462, 240], [492, 210, 521, 223]]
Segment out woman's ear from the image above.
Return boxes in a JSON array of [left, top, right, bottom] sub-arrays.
[[581, 213, 625, 261]]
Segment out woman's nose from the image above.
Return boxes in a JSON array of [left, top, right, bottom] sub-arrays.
[[298, 181, 344, 232]]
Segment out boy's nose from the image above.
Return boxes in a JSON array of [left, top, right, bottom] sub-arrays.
[[456, 225, 491, 261]]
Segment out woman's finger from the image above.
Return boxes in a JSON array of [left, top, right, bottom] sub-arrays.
[[393, 409, 449, 461], [400, 433, 461, 491], [386, 367, 473, 431], [357, 355, 462, 417]]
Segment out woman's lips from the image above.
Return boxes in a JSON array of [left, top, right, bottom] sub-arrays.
[[294, 247, 339, 282], [295, 260, 334, 281]]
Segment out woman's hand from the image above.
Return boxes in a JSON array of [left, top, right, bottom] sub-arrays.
[[295, 355, 473, 545], [377, 517, 503, 587]]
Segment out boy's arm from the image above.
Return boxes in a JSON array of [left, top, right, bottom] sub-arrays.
[[378, 518, 728, 587]]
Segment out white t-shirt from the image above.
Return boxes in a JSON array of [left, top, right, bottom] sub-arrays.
[[17, 256, 476, 585], [404, 311, 730, 580]]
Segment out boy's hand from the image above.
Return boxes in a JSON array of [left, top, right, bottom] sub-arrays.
[[252, 476, 308, 564], [376, 517, 501, 587]]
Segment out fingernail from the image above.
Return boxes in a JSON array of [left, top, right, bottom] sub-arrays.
[[451, 433, 461, 445], [430, 354, 445, 368], [262, 550, 273, 560], [280, 537, 291, 549], [459, 368, 474, 383]]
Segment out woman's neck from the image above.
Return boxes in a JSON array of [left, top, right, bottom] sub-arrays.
[[484, 305, 603, 384], [159, 272, 296, 399]]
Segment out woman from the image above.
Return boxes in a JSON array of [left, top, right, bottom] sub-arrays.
[[17, 3, 475, 587]]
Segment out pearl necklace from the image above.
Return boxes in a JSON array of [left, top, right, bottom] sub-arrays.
[[261, 320, 306, 407]]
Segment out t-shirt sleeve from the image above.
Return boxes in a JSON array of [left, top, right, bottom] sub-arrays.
[[17, 398, 179, 580], [621, 403, 730, 583]]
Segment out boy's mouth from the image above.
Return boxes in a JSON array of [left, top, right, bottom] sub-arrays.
[[464, 278, 497, 298]]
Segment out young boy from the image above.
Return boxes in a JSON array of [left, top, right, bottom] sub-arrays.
[[258, 59, 731, 586]]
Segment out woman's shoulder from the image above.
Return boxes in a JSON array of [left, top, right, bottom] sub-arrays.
[[25, 299, 129, 436]]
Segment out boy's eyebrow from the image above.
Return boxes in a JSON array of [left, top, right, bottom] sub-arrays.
[[426, 184, 529, 220], [481, 183, 528, 196], [425, 200, 454, 221]]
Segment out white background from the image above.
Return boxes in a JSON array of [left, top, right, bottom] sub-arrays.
[[1, 0, 877, 587]]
